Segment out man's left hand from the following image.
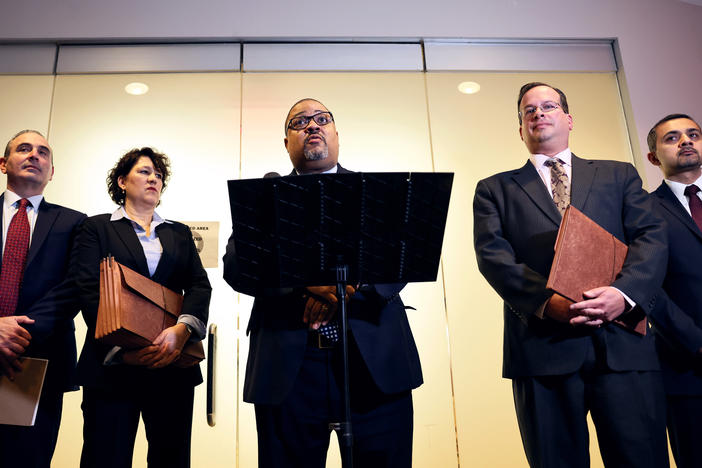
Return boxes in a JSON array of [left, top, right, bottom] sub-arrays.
[[569, 286, 626, 326]]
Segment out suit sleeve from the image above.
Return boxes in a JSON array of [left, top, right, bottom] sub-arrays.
[[649, 288, 702, 356], [609, 163, 668, 307], [71, 217, 104, 332], [24, 212, 87, 342], [473, 179, 552, 317]]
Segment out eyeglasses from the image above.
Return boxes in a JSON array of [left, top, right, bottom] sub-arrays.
[[519, 101, 561, 119], [287, 112, 334, 131]]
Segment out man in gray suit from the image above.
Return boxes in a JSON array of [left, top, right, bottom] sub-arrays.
[[473, 82, 669, 467]]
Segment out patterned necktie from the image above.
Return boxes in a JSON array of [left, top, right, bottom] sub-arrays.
[[0, 199, 31, 317], [544, 158, 570, 215], [684, 184, 702, 231]]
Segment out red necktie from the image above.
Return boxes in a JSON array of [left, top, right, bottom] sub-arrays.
[[685, 185, 702, 232], [0, 199, 31, 317]]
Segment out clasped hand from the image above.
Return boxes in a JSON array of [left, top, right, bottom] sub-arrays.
[[122, 323, 191, 368], [303, 285, 356, 330], [546, 286, 626, 327], [0, 315, 35, 379]]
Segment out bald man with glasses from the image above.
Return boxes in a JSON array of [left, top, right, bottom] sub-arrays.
[[224, 98, 423, 468]]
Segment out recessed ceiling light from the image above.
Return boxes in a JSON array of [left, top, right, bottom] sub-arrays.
[[458, 81, 481, 95], [125, 82, 149, 95]]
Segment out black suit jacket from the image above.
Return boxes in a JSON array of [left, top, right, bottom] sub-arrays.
[[0, 194, 86, 393], [649, 182, 702, 395], [72, 213, 211, 390], [473, 155, 667, 378], [223, 164, 423, 405]]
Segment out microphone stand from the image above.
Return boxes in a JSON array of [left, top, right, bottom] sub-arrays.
[[329, 264, 353, 467]]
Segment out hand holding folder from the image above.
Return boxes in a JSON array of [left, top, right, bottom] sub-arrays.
[[97, 257, 205, 367], [546, 206, 647, 335]]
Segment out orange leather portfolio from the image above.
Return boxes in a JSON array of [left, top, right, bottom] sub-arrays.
[[546, 206, 647, 335], [97, 257, 205, 367]]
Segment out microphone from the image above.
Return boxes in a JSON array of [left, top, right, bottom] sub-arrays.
[[263, 172, 281, 179]]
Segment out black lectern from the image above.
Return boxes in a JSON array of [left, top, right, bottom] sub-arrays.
[[227, 171, 453, 467]]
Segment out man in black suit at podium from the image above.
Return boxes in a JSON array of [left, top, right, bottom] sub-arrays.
[[224, 98, 423, 468]]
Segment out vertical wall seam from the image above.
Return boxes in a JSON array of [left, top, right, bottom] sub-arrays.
[[421, 55, 460, 467], [46, 45, 60, 139]]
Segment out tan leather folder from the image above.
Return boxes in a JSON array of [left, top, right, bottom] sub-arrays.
[[546, 206, 647, 335], [97, 257, 204, 367]]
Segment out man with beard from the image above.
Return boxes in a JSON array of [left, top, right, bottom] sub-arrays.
[[646, 114, 702, 468], [473, 83, 669, 467], [223, 98, 422, 468]]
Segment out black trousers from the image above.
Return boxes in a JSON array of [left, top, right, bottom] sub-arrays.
[[512, 339, 669, 468], [666, 395, 702, 468], [0, 387, 63, 468], [80, 384, 194, 468], [254, 337, 414, 468]]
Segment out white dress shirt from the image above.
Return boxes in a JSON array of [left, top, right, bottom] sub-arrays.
[[663, 174, 702, 216], [2, 190, 44, 254]]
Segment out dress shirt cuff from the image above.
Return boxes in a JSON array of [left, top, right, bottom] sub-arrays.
[[612, 287, 636, 311], [177, 314, 206, 341], [535, 297, 549, 319], [103, 346, 123, 366]]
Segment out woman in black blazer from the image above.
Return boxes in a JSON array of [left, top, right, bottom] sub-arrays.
[[72, 147, 211, 468]]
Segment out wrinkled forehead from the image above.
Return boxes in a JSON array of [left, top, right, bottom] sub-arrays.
[[287, 99, 329, 120], [11, 132, 52, 154], [658, 118, 702, 137], [520, 86, 559, 108]]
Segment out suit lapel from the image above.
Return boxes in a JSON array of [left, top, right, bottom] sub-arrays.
[[152, 223, 175, 281], [569, 154, 596, 211], [655, 182, 702, 241], [512, 160, 562, 226], [26, 199, 59, 268], [111, 217, 150, 275]]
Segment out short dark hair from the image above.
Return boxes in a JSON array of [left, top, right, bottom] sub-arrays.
[[517, 82, 569, 125], [4, 129, 50, 161], [284, 98, 325, 135], [646, 113, 699, 152], [106, 147, 171, 205]]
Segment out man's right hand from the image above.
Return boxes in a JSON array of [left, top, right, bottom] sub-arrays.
[[0, 316, 34, 379], [544, 294, 603, 327], [304, 285, 355, 329]]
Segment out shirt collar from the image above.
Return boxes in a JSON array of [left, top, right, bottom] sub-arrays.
[[664, 173, 702, 199], [530, 148, 572, 169], [294, 164, 339, 176], [110, 206, 172, 228], [3, 190, 43, 211]]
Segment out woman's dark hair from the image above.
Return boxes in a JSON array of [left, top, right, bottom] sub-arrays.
[[106, 147, 171, 205]]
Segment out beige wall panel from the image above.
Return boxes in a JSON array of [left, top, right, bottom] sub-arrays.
[[46, 72, 241, 467], [426, 72, 639, 467], [0, 75, 54, 192], [239, 72, 458, 467]]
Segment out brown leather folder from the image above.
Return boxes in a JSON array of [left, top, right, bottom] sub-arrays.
[[97, 257, 205, 367], [546, 206, 647, 335]]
